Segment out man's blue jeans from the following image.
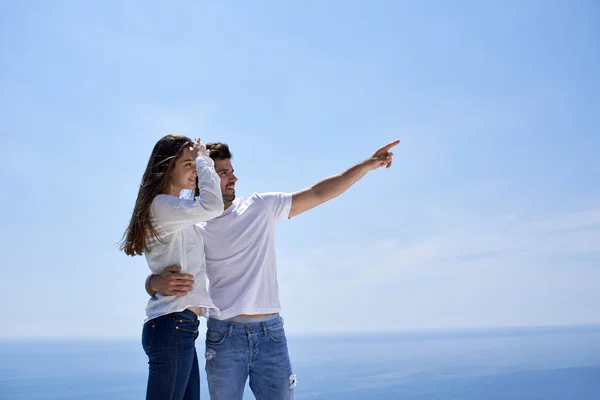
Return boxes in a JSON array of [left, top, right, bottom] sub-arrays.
[[205, 316, 295, 399], [142, 309, 201, 400]]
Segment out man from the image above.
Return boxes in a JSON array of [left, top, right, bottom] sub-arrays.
[[146, 140, 399, 399]]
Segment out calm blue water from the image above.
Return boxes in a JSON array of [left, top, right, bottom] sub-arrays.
[[1, 326, 599, 399]]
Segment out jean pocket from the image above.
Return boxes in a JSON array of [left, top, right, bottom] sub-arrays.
[[176, 318, 199, 334], [141, 320, 156, 352], [205, 328, 227, 345], [268, 326, 287, 343]]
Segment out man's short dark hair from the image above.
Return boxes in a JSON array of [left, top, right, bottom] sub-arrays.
[[206, 142, 232, 160]]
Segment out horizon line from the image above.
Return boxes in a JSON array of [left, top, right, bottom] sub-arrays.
[[1, 323, 599, 341]]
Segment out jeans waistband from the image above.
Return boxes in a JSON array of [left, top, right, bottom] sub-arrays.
[[207, 314, 283, 334], [163, 309, 198, 321], [224, 313, 280, 324]]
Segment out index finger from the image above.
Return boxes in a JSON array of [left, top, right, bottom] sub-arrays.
[[379, 139, 400, 152], [171, 274, 195, 281]]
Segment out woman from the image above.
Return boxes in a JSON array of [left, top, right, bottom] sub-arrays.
[[120, 134, 224, 399]]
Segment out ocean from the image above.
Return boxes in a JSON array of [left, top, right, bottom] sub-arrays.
[[1, 326, 599, 399]]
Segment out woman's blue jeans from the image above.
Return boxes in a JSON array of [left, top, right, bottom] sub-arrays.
[[142, 309, 201, 400]]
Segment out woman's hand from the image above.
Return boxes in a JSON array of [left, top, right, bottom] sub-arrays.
[[190, 138, 209, 159]]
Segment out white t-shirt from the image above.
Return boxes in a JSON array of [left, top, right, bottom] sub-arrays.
[[144, 157, 224, 322], [197, 192, 292, 320]]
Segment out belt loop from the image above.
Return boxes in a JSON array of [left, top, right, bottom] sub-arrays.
[[227, 323, 233, 337], [261, 321, 268, 336]]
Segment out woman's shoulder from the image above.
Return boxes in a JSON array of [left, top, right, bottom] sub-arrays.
[[152, 194, 176, 204], [149, 194, 180, 210]]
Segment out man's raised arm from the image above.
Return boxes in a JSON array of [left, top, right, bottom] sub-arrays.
[[289, 140, 399, 218]]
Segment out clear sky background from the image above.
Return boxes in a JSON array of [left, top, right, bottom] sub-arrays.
[[0, 1, 598, 338]]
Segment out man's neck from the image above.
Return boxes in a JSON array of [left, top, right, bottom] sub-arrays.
[[224, 201, 233, 210]]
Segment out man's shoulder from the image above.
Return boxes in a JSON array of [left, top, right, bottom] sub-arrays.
[[250, 192, 289, 202], [205, 195, 265, 217], [228, 193, 284, 219], [240, 192, 280, 203], [237, 193, 268, 211]]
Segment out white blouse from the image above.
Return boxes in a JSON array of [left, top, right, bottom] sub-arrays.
[[143, 156, 224, 321]]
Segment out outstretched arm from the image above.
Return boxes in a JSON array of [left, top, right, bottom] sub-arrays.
[[289, 140, 399, 218]]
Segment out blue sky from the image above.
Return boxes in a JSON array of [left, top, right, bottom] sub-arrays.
[[0, 0, 598, 338]]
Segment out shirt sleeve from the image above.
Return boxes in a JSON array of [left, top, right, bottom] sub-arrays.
[[257, 192, 293, 221], [150, 157, 224, 234]]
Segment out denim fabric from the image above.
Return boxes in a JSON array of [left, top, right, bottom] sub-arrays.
[[205, 316, 295, 400], [142, 309, 201, 400]]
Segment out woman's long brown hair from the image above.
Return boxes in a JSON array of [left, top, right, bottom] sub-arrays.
[[120, 134, 194, 256]]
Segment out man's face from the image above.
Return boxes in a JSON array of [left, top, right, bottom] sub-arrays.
[[214, 158, 237, 203]]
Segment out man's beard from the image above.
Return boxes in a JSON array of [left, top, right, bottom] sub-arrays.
[[223, 193, 235, 203]]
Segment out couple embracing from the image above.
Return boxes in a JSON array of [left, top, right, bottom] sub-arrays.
[[121, 134, 398, 399]]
